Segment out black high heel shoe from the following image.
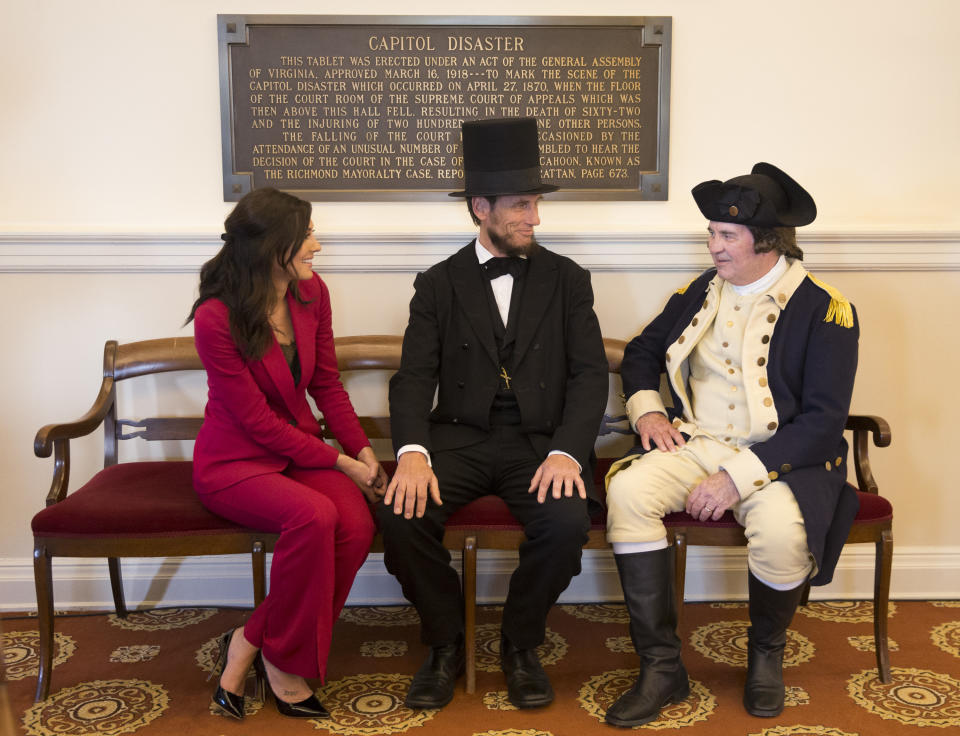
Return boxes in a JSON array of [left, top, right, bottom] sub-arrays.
[[208, 629, 246, 720], [258, 653, 330, 719]]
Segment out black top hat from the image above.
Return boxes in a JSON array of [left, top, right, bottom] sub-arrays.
[[449, 117, 559, 198], [692, 162, 816, 227]]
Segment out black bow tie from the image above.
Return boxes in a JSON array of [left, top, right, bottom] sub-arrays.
[[483, 256, 523, 280]]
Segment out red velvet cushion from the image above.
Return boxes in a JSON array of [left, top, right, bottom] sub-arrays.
[[32, 462, 256, 538], [851, 490, 893, 523]]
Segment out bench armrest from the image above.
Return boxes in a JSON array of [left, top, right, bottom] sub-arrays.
[[845, 413, 891, 495], [34, 373, 116, 506], [34, 376, 115, 458]]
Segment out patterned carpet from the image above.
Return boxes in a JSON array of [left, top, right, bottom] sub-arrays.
[[4, 600, 960, 735]]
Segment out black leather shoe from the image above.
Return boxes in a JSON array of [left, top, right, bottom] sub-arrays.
[[257, 654, 330, 719], [405, 635, 465, 709], [208, 629, 245, 720], [274, 692, 330, 719], [605, 667, 690, 727], [501, 634, 554, 708]]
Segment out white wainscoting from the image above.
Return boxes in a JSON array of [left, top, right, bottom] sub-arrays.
[[1, 231, 959, 273], [2, 547, 958, 612]]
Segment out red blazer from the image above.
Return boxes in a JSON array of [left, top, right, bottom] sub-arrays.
[[192, 273, 369, 494]]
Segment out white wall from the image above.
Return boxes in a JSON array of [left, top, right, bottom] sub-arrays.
[[1, 0, 958, 608]]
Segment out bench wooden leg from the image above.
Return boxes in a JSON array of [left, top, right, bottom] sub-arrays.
[[673, 533, 687, 626], [33, 543, 54, 702], [874, 528, 893, 683], [252, 541, 267, 607], [107, 557, 127, 618], [463, 536, 477, 694]]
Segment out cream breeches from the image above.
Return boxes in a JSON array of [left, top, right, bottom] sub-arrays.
[[605, 435, 813, 585]]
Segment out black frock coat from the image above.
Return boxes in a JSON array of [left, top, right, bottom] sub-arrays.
[[389, 241, 608, 499]]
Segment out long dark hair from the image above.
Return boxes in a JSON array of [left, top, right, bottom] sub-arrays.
[[187, 187, 312, 360]]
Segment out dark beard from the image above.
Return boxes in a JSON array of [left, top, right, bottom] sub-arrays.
[[487, 228, 540, 257]]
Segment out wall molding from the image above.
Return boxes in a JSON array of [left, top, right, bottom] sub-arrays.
[[2, 546, 958, 612], [1, 231, 959, 274]]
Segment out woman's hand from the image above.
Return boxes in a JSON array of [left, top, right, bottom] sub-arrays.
[[337, 447, 388, 503]]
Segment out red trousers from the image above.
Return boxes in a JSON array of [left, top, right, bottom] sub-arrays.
[[200, 467, 375, 680]]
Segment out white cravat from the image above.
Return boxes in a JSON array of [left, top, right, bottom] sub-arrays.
[[732, 255, 788, 295]]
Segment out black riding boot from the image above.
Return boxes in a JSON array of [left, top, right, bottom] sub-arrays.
[[744, 571, 807, 717], [605, 546, 690, 727]]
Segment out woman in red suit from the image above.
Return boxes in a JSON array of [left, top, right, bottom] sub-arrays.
[[187, 187, 387, 719]]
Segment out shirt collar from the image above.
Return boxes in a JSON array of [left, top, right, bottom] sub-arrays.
[[732, 255, 787, 296], [474, 237, 528, 264]]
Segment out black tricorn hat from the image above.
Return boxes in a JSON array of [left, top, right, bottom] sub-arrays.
[[692, 162, 816, 227], [449, 117, 559, 198]]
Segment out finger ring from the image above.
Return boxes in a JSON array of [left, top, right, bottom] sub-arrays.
[[705, 505, 714, 511]]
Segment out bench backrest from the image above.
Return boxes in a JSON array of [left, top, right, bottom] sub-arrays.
[[102, 335, 628, 466]]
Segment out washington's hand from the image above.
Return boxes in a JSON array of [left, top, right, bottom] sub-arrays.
[[636, 411, 686, 453], [686, 470, 740, 521]]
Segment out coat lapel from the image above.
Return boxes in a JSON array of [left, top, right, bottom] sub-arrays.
[[450, 241, 499, 367], [513, 248, 558, 366]]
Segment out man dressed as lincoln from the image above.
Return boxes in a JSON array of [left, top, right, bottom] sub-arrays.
[[377, 117, 609, 711]]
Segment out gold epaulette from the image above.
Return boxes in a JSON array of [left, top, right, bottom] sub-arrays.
[[675, 278, 696, 295], [808, 274, 854, 328]]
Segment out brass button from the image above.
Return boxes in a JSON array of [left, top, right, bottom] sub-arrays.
[[725, 358, 732, 365], [734, 305, 741, 311], [692, 317, 699, 326], [825, 460, 832, 471], [728, 368, 735, 374], [778, 293, 787, 304], [728, 403, 735, 410], [724, 436, 731, 442], [727, 424, 733, 430], [767, 313, 776, 323], [763, 397, 773, 407], [666, 353, 671, 362], [722, 341, 729, 348], [767, 421, 777, 430], [780, 463, 792, 473], [761, 335, 770, 344], [726, 320, 734, 327], [768, 470, 779, 481], [757, 357, 766, 366], [754, 480, 764, 487], [702, 299, 709, 309], [672, 418, 682, 427], [678, 336, 685, 344], [729, 205, 739, 216], [731, 385, 738, 392], [836, 456, 843, 466], [759, 377, 768, 387]]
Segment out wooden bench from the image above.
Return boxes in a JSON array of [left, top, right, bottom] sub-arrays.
[[31, 334, 892, 703]]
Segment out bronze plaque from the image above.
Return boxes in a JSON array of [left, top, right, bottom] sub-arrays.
[[218, 15, 671, 201]]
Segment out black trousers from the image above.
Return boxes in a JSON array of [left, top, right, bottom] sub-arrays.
[[376, 425, 590, 648]]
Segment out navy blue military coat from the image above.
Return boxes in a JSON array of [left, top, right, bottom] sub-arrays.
[[619, 261, 859, 585]]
